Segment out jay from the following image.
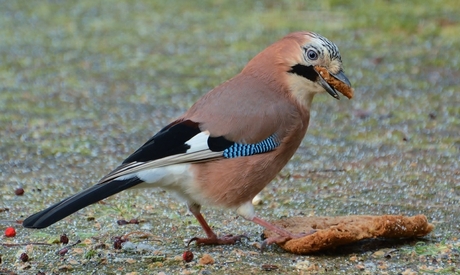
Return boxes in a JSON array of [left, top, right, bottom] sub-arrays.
[[23, 31, 353, 246]]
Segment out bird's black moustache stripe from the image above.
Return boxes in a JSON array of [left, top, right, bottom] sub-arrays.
[[288, 64, 318, 82]]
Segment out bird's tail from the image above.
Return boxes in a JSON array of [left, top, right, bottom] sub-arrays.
[[22, 177, 143, 229]]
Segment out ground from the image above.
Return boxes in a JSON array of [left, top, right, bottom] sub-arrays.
[[0, 0, 459, 274]]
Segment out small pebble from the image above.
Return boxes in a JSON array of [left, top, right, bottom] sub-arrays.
[[113, 237, 126, 249], [261, 264, 278, 271], [182, 250, 194, 262], [58, 247, 69, 256], [60, 234, 69, 244], [129, 218, 139, 224], [15, 188, 25, 196], [20, 252, 29, 262], [199, 253, 214, 265], [252, 194, 263, 205]]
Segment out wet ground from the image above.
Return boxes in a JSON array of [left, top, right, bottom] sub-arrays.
[[1, 1, 459, 274]]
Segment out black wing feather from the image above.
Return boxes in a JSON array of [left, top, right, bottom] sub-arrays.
[[123, 120, 201, 163]]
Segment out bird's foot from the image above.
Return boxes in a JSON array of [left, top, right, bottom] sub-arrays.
[[260, 230, 316, 251], [188, 234, 248, 246]]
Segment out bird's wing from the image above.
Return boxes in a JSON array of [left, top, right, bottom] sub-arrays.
[[98, 120, 222, 183], [100, 74, 300, 184]]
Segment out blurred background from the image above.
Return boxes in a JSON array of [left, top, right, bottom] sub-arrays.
[[1, 1, 459, 274]]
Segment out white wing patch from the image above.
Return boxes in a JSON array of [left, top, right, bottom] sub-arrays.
[[184, 131, 211, 153], [99, 131, 222, 184]]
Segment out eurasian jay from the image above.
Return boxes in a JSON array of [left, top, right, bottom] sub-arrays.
[[23, 31, 353, 246]]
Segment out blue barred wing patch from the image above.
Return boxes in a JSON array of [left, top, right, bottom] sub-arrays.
[[223, 135, 280, 158]]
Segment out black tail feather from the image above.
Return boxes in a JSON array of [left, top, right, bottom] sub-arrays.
[[23, 177, 143, 229]]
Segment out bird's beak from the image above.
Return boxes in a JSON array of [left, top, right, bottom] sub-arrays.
[[316, 68, 353, 100]]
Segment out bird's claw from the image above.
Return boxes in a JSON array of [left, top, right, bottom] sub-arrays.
[[260, 235, 291, 252], [260, 229, 317, 252]]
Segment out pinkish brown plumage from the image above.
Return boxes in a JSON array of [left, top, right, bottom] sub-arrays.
[[23, 31, 352, 248]]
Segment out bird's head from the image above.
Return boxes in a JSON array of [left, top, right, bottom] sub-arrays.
[[244, 32, 353, 109], [285, 32, 353, 101]]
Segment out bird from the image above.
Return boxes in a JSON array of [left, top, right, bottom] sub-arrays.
[[23, 31, 353, 247]]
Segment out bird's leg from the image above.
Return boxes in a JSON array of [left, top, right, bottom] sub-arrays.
[[187, 203, 247, 246]]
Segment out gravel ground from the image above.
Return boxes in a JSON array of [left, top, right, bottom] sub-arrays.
[[1, 1, 459, 274]]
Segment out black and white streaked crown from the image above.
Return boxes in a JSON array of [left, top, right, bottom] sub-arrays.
[[305, 32, 342, 62]]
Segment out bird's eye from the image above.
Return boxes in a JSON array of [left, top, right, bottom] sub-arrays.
[[307, 49, 318, 60]]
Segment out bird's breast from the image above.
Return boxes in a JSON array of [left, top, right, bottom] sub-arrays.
[[189, 117, 309, 209]]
